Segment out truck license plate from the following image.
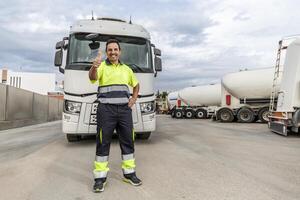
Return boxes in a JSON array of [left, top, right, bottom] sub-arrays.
[[90, 103, 98, 124]]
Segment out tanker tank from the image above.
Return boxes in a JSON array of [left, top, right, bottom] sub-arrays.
[[167, 91, 178, 111], [172, 84, 221, 119], [178, 84, 221, 106], [222, 68, 281, 100]]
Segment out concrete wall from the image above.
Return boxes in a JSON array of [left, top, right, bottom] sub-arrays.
[[48, 97, 60, 121], [33, 93, 49, 121], [6, 86, 33, 120], [0, 83, 63, 130], [0, 84, 7, 121]]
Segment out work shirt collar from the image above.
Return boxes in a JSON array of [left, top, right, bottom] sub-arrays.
[[105, 58, 123, 66]]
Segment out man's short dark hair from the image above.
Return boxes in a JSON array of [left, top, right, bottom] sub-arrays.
[[106, 39, 121, 51]]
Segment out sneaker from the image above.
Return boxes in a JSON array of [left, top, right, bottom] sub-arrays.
[[123, 173, 142, 186], [93, 178, 107, 193]]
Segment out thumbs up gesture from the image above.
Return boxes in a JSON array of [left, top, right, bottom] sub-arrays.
[[92, 50, 102, 68]]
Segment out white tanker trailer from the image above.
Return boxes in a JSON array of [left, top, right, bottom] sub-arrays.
[[269, 37, 300, 135], [172, 84, 221, 119], [215, 68, 281, 123]]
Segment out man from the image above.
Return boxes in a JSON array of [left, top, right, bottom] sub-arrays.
[[89, 39, 142, 193]]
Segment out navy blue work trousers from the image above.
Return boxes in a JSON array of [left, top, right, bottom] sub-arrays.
[[96, 103, 135, 157]]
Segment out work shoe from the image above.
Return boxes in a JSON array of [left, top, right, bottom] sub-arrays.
[[93, 178, 107, 193], [123, 173, 142, 186]]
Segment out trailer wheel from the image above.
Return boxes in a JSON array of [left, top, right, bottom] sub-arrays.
[[217, 108, 234, 122], [258, 107, 270, 123], [185, 109, 195, 119], [66, 134, 81, 142], [171, 110, 175, 118], [237, 107, 255, 123], [195, 108, 207, 119], [174, 109, 183, 119]]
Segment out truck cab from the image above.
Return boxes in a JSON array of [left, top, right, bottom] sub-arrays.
[[54, 18, 162, 142]]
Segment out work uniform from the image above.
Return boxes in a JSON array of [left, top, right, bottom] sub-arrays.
[[91, 59, 139, 180]]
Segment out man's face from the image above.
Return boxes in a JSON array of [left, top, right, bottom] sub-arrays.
[[106, 43, 121, 63]]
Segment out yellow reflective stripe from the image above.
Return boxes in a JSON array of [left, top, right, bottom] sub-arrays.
[[132, 129, 135, 142], [122, 159, 136, 169], [94, 161, 109, 172], [100, 128, 102, 144]]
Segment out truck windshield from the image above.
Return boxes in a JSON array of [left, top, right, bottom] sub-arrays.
[[67, 33, 153, 73]]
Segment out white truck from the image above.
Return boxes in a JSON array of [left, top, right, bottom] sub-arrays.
[[269, 38, 300, 135], [54, 17, 162, 142], [171, 84, 221, 119], [215, 68, 280, 123]]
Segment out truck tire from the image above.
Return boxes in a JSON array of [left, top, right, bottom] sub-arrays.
[[171, 110, 175, 118], [195, 108, 207, 119], [174, 109, 183, 119], [66, 134, 81, 142], [185, 109, 195, 119], [237, 107, 255, 123], [258, 107, 270, 123], [217, 108, 234, 122], [138, 132, 151, 140]]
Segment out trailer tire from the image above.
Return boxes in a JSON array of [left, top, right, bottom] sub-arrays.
[[171, 110, 175, 118], [237, 107, 255, 123], [217, 108, 234, 122], [185, 109, 195, 119], [195, 108, 207, 119], [258, 107, 270, 123], [66, 134, 81, 142], [174, 109, 183, 119]]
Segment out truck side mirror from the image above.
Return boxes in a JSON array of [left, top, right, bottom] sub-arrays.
[[155, 56, 162, 71], [56, 41, 65, 49], [54, 49, 63, 67], [154, 48, 161, 56]]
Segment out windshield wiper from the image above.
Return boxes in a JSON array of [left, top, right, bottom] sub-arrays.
[[127, 63, 145, 72], [70, 61, 93, 64]]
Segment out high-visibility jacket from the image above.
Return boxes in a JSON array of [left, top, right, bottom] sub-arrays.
[[90, 59, 139, 104]]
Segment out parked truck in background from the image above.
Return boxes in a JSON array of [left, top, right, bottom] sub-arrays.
[[171, 84, 221, 119], [54, 17, 162, 142], [269, 38, 300, 136], [167, 91, 178, 116], [215, 68, 281, 123]]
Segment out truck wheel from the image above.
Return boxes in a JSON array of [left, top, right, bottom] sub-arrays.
[[195, 108, 207, 119], [258, 107, 270, 123], [174, 109, 183, 119], [185, 109, 195, 119], [171, 110, 175, 118], [217, 108, 234, 122], [237, 107, 255, 123], [66, 134, 81, 142], [138, 132, 151, 140]]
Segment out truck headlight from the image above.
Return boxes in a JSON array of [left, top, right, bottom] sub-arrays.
[[140, 101, 155, 114], [64, 100, 81, 114]]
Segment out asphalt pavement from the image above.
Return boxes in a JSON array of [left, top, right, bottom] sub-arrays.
[[0, 115, 300, 200]]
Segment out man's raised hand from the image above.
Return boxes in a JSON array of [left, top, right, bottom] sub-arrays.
[[93, 50, 102, 67]]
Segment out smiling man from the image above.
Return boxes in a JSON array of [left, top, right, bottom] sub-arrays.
[[89, 39, 141, 193]]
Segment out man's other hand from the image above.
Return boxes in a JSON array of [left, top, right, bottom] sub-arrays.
[[128, 98, 137, 108]]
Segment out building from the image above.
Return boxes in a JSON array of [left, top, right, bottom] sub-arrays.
[[0, 68, 56, 95]]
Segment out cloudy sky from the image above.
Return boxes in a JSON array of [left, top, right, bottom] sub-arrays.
[[1, 0, 300, 91]]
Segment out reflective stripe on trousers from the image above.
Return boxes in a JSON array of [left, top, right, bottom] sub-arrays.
[[122, 153, 136, 174], [93, 156, 109, 178]]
